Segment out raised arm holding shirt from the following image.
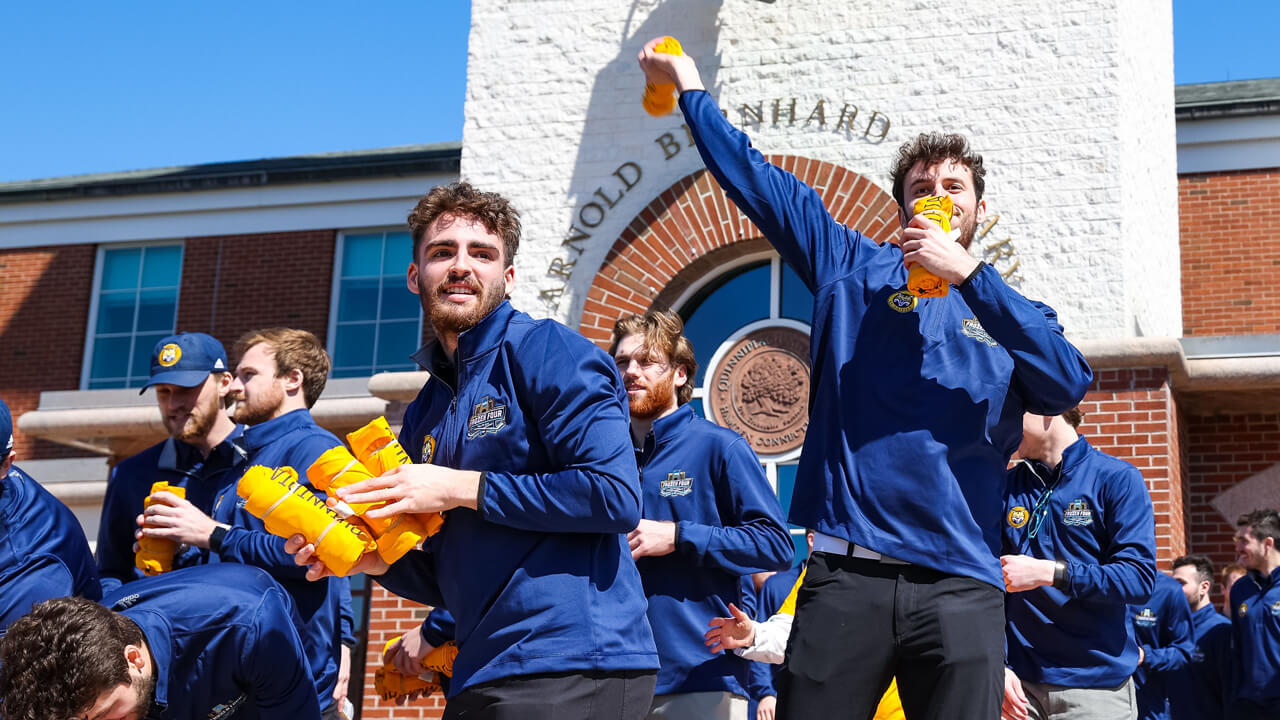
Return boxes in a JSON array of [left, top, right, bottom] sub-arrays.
[[637, 38, 1091, 720]]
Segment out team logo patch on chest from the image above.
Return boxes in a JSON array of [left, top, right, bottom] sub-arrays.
[[1007, 506, 1029, 528], [1239, 602, 1249, 617], [1134, 608, 1158, 628], [466, 397, 509, 439], [961, 318, 998, 347], [660, 470, 694, 497], [888, 290, 918, 313], [1272, 600, 1280, 617], [1062, 498, 1093, 526], [421, 435, 437, 463]]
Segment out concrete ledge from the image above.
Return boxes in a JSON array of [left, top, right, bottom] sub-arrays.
[[368, 371, 431, 402]]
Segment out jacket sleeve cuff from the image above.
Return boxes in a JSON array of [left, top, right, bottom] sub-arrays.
[[676, 520, 711, 557], [961, 260, 988, 288]]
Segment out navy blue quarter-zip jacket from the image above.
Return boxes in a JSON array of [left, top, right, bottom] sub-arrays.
[[633, 404, 792, 696], [1002, 436, 1157, 687], [680, 90, 1093, 589], [1, 465, 101, 633], [378, 300, 658, 694], [1170, 603, 1231, 720], [1229, 565, 1280, 710], [1131, 572, 1195, 720], [104, 564, 320, 719], [96, 427, 247, 593], [219, 409, 353, 713]]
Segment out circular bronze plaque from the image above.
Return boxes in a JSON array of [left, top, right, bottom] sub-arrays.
[[707, 326, 811, 456]]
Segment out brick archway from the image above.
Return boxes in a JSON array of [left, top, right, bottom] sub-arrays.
[[578, 156, 901, 345]]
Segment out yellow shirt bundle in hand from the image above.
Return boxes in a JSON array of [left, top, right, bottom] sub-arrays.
[[307, 444, 432, 564], [236, 465, 376, 576], [136, 481, 186, 576], [906, 194, 954, 299], [345, 416, 445, 537], [373, 637, 458, 703]]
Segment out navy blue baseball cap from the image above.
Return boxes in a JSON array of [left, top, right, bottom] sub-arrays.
[[140, 332, 230, 393], [0, 397, 12, 456]]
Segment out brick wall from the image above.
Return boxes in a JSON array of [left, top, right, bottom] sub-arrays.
[[1078, 367, 1186, 565], [1179, 168, 1280, 336], [360, 586, 445, 719], [0, 244, 96, 459], [176, 229, 337, 355], [1185, 412, 1280, 590]]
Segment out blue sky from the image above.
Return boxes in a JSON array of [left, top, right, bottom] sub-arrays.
[[0, 1, 1273, 183]]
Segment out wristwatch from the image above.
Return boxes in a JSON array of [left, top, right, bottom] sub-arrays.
[[1052, 560, 1069, 591], [208, 524, 231, 552]]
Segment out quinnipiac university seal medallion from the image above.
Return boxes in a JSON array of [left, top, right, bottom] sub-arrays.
[[707, 326, 811, 456]]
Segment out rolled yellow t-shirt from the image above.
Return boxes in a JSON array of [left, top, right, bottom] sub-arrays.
[[346, 416, 445, 538], [136, 481, 186, 576], [236, 465, 376, 576], [307, 445, 430, 564], [372, 636, 458, 702]]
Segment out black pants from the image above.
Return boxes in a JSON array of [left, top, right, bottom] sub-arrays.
[[776, 552, 1004, 720], [443, 669, 657, 720]]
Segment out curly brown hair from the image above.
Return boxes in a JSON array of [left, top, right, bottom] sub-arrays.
[[610, 310, 698, 406], [889, 132, 986, 210], [232, 328, 330, 408], [0, 596, 144, 720], [407, 181, 522, 267]]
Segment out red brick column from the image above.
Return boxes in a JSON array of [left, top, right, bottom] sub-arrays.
[[578, 158, 900, 343], [1078, 367, 1187, 566]]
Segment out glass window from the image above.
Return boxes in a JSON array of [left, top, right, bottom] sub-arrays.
[[775, 463, 809, 566], [84, 243, 183, 389], [681, 262, 771, 386], [780, 262, 814, 322], [330, 231, 423, 378]]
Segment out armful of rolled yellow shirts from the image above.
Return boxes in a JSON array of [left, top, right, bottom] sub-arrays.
[[236, 465, 377, 576]]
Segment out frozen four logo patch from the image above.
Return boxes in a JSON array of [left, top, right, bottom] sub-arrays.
[[961, 318, 998, 347], [1134, 608, 1158, 628], [466, 397, 509, 439], [1063, 498, 1093, 526], [660, 470, 694, 497]]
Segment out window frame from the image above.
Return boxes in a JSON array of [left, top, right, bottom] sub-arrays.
[[326, 228, 424, 378], [80, 239, 186, 390]]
